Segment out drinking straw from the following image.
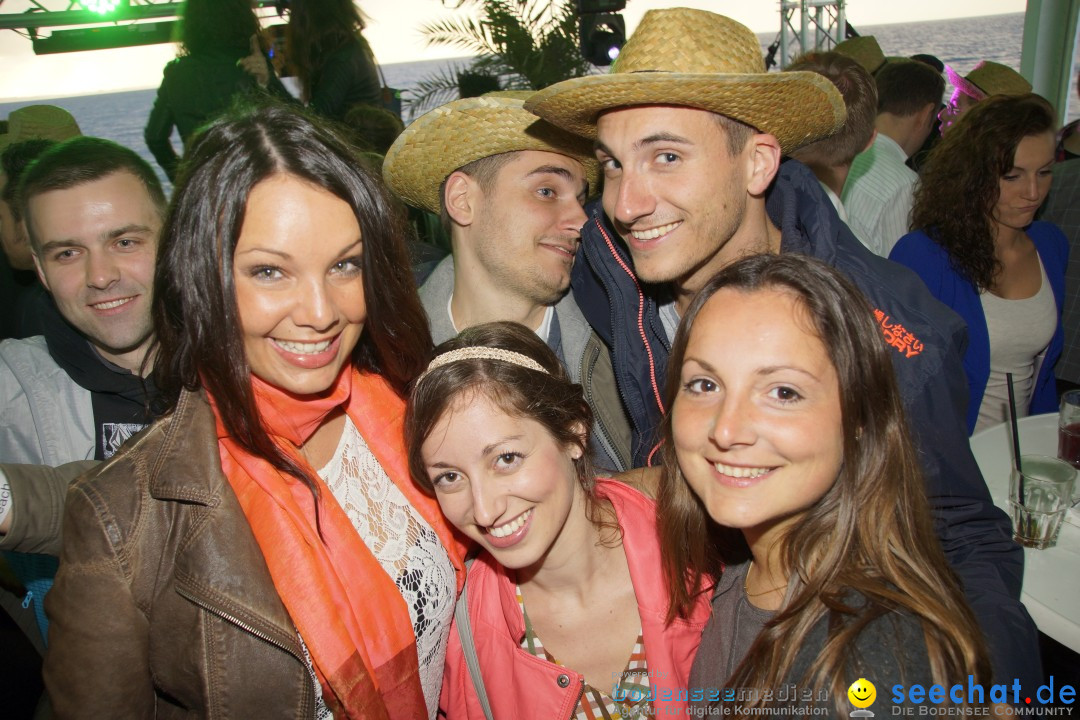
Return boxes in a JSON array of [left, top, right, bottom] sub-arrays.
[[1007, 372, 1024, 504]]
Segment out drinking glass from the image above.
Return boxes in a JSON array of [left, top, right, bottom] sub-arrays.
[[1059, 390, 1080, 469], [1009, 455, 1076, 549]]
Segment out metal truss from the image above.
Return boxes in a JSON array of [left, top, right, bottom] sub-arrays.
[[777, 0, 847, 69]]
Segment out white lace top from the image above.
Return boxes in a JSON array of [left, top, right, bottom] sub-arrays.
[[304, 416, 456, 720]]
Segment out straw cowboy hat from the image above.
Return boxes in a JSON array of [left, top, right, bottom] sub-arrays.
[[834, 36, 888, 75], [524, 8, 846, 154], [0, 105, 82, 152], [945, 61, 1031, 100], [382, 95, 598, 215]]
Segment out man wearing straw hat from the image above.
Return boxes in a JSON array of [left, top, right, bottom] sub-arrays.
[[526, 6, 1039, 690], [939, 60, 1032, 135], [383, 95, 631, 471]]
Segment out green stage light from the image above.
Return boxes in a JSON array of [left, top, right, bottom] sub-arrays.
[[82, 0, 121, 14]]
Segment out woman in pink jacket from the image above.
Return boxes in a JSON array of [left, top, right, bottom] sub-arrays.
[[406, 322, 710, 720]]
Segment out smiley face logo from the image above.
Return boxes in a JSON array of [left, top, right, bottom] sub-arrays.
[[847, 678, 876, 709]]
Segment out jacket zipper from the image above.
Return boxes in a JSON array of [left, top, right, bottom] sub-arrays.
[[176, 586, 316, 719], [567, 678, 586, 720], [584, 341, 630, 472]]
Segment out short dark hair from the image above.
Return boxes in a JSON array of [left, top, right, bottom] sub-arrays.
[[343, 104, 405, 156], [787, 52, 877, 167], [875, 60, 944, 117], [19, 136, 166, 252], [1, 139, 56, 221], [438, 152, 516, 233], [713, 113, 755, 156]]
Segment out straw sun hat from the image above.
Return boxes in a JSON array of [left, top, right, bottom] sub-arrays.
[[945, 61, 1031, 101], [524, 8, 846, 154], [0, 105, 82, 152], [382, 95, 598, 215]]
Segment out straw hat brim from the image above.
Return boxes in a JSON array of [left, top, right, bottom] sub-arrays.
[[383, 99, 599, 215], [944, 65, 986, 101], [525, 70, 847, 154]]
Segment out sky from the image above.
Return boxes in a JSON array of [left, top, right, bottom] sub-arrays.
[[0, 0, 1027, 101]]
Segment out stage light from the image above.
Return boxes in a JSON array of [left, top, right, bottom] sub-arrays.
[[81, 0, 121, 14], [580, 12, 625, 67]]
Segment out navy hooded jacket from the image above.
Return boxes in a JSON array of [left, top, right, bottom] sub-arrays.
[[570, 158, 1040, 691]]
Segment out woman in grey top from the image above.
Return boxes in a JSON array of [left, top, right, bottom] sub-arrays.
[[657, 254, 991, 714]]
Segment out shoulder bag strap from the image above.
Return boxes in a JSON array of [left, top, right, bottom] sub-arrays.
[[454, 556, 495, 720]]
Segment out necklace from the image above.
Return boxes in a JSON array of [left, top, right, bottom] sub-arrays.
[[743, 560, 789, 598]]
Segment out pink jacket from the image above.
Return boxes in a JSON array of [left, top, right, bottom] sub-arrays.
[[439, 479, 711, 719]]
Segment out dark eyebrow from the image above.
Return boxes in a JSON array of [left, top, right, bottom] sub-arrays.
[[106, 224, 154, 240], [595, 132, 695, 159], [39, 223, 154, 253], [235, 238, 362, 260], [39, 239, 84, 254], [526, 164, 576, 181], [683, 356, 821, 382], [482, 435, 523, 457]]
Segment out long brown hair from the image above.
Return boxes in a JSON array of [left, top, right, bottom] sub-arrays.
[[288, 0, 369, 103], [154, 101, 431, 515], [405, 321, 618, 541], [659, 253, 990, 713], [911, 93, 1055, 292]]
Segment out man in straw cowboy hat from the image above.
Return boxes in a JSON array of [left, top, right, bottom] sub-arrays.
[[383, 94, 631, 471], [525, 7, 1040, 689], [939, 60, 1032, 135]]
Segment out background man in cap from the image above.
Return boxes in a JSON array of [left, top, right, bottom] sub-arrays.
[[842, 59, 944, 257], [940, 60, 1032, 135], [0, 105, 82, 341], [383, 95, 631, 471], [0, 137, 163, 659], [527, 6, 1039, 689]]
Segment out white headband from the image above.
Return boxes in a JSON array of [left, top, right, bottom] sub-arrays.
[[416, 347, 549, 385]]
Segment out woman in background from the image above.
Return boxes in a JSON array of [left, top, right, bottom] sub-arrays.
[[892, 93, 1066, 434], [407, 322, 709, 720], [661, 254, 990, 714], [289, 0, 382, 121], [46, 104, 461, 719], [143, 0, 293, 181]]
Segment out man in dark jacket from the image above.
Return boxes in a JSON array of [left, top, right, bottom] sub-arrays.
[[526, 7, 1040, 692]]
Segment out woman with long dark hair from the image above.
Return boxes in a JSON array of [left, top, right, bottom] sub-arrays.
[[143, 0, 293, 181], [406, 321, 709, 720], [660, 253, 990, 714], [891, 93, 1066, 434], [288, 0, 382, 121], [45, 103, 462, 719]]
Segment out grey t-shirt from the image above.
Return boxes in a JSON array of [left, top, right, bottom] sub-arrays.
[[688, 560, 774, 708], [688, 560, 936, 713]]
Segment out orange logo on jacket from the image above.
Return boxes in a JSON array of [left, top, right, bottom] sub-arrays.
[[874, 309, 923, 358]]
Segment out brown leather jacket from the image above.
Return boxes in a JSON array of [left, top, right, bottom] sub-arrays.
[[44, 389, 317, 719]]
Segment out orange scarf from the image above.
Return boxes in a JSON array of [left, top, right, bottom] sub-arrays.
[[211, 366, 464, 719]]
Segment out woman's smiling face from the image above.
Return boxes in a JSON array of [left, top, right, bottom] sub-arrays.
[[671, 287, 844, 540], [233, 173, 366, 396], [420, 393, 586, 570]]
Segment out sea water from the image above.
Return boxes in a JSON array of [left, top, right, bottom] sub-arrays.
[[1, 11, 1073, 187]]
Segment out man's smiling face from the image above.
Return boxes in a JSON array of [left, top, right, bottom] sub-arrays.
[[595, 105, 754, 294], [30, 170, 160, 372]]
